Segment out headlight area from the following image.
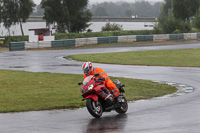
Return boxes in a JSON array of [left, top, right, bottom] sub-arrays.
[[88, 84, 94, 91]]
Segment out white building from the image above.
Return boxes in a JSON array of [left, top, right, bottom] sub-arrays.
[[28, 28, 55, 42]]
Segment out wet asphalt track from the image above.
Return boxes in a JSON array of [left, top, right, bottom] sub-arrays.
[[0, 43, 200, 133]]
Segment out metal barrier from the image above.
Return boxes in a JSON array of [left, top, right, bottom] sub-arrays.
[[9, 42, 25, 51], [9, 32, 200, 51], [51, 39, 75, 47]]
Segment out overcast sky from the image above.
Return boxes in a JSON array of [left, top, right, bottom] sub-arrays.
[[33, 0, 163, 5]]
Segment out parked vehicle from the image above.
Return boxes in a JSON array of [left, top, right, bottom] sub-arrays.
[[78, 73, 128, 118]]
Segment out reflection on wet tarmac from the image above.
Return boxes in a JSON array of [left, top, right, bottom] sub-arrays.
[[9, 66, 28, 68], [85, 114, 127, 133], [50, 64, 82, 67]]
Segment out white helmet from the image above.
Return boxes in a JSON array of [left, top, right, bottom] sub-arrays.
[[82, 62, 93, 76]]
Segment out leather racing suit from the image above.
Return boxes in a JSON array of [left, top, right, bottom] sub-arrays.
[[84, 67, 120, 99]]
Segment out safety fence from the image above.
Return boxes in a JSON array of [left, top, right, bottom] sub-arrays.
[[10, 42, 25, 51], [9, 32, 200, 51]]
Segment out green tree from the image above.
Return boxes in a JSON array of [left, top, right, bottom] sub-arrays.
[[0, 0, 35, 36], [125, 10, 133, 17], [192, 8, 200, 30], [132, 1, 153, 17], [101, 23, 123, 31], [41, 0, 92, 33], [173, 0, 200, 21], [162, 0, 172, 15], [162, 9, 190, 33], [156, 0, 172, 30], [90, 1, 162, 17], [41, 0, 66, 32], [152, 2, 162, 17], [155, 0, 191, 33]]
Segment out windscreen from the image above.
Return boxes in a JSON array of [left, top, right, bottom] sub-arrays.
[[83, 76, 93, 86]]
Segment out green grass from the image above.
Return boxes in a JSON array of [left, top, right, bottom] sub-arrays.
[[0, 70, 176, 113], [54, 30, 155, 40], [68, 48, 200, 67]]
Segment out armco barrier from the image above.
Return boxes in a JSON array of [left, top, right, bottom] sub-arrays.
[[197, 33, 200, 39], [63, 39, 75, 47], [169, 34, 184, 40], [75, 37, 98, 46], [183, 33, 198, 40], [118, 35, 137, 43], [97, 37, 109, 44], [25, 41, 51, 49], [127, 35, 137, 42], [75, 38, 87, 47], [97, 36, 118, 44], [118, 36, 128, 43], [9, 42, 25, 51], [153, 34, 169, 41], [51, 40, 63, 47], [86, 37, 98, 45], [108, 36, 118, 43], [189, 33, 197, 39], [51, 39, 75, 47], [136, 35, 153, 42], [9, 32, 200, 51]]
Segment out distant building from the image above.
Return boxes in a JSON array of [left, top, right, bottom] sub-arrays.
[[28, 28, 55, 42], [131, 14, 138, 18]]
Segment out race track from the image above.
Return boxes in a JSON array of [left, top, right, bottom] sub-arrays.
[[0, 43, 200, 133]]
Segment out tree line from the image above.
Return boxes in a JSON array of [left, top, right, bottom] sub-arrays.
[[0, 0, 163, 35], [32, 1, 162, 18], [155, 0, 200, 33], [0, 0, 91, 35], [89, 1, 162, 17], [1, 0, 200, 35], [0, 0, 35, 36]]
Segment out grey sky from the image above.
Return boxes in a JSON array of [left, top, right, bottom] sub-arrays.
[[33, 0, 163, 5]]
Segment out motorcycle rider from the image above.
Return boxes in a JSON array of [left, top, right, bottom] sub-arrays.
[[82, 62, 120, 104]]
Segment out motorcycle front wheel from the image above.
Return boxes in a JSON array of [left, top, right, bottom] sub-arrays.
[[115, 96, 128, 114], [86, 98, 103, 118]]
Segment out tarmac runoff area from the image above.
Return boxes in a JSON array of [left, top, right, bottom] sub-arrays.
[[136, 81, 195, 102], [0, 42, 200, 133]]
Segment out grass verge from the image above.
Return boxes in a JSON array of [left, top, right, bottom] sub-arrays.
[[68, 48, 200, 67], [0, 70, 176, 113], [54, 30, 154, 40]]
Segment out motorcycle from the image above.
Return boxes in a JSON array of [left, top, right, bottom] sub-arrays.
[[78, 73, 128, 118]]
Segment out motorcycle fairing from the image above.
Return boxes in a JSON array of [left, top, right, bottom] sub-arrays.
[[86, 95, 98, 101]]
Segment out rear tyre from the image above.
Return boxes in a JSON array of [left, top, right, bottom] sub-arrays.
[[115, 96, 128, 114], [86, 99, 103, 118]]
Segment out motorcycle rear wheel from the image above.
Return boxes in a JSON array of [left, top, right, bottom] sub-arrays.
[[115, 97, 128, 114], [86, 99, 103, 118]]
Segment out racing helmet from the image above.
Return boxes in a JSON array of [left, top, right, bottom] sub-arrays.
[[82, 62, 93, 76]]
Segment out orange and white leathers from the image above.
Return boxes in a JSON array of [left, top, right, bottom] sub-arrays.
[[84, 67, 120, 98]]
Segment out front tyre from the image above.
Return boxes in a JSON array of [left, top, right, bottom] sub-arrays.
[[115, 96, 128, 114], [86, 99, 103, 118]]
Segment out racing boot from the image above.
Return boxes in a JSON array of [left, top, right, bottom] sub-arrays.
[[115, 94, 125, 103]]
